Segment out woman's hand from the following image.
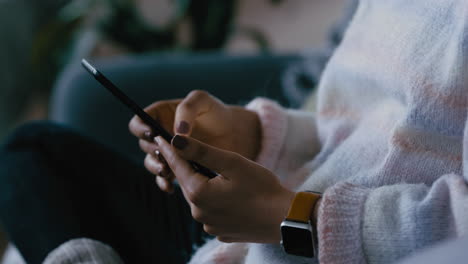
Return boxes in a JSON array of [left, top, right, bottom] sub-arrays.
[[155, 134, 295, 243], [128, 90, 262, 193]]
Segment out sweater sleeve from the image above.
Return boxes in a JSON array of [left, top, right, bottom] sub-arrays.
[[317, 121, 468, 264], [246, 98, 321, 185], [318, 176, 468, 264]]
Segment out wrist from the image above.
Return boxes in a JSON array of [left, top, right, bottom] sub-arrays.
[[230, 106, 262, 161], [271, 188, 296, 243], [280, 191, 322, 258], [244, 108, 262, 161]]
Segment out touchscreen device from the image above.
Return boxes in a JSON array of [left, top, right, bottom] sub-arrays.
[[81, 59, 218, 179]]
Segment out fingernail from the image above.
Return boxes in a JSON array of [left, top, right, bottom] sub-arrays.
[[172, 135, 188, 150], [156, 176, 167, 188], [154, 136, 162, 145], [177, 121, 190, 134], [144, 131, 153, 140]]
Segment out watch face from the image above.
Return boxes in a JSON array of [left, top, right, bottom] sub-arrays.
[[281, 224, 315, 258]]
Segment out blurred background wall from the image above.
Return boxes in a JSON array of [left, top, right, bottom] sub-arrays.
[[0, 0, 345, 141]]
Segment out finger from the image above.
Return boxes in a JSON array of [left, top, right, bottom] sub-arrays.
[[174, 90, 218, 136], [150, 151, 173, 178], [129, 100, 180, 140], [170, 135, 243, 175], [155, 149, 172, 178], [156, 176, 174, 193], [139, 139, 158, 155], [144, 154, 164, 175], [139, 138, 175, 177], [155, 136, 211, 201], [129, 115, 153, 140]]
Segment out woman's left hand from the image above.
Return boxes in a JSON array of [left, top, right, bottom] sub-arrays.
[[155, 135, 295, 244]]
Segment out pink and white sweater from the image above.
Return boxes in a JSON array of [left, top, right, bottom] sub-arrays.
[[191, 0, 468, 263], [45, 0, 468, 263]]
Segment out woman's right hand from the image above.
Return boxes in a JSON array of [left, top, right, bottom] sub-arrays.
[[129, 90, 262, 193]]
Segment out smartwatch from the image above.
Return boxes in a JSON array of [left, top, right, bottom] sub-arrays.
[[280, 191, 322, 258]]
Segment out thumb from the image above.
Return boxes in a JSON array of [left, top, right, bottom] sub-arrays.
[[171, 135, 243, 175], [155, 136, 210, 191], [173, 90, 217, 136]]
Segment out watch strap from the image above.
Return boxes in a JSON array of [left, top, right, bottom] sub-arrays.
[[286, 191, 321, 223]]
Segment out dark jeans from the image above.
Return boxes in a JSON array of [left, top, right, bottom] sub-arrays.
[[0, 122, 210, 264]]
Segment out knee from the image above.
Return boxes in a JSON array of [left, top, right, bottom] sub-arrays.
[[1, 121, 69, 153], [0, 122, 69, 195]]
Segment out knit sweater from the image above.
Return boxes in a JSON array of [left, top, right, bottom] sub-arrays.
[[195, 0, 468, 263], [44, 0, 468, 263], [243, 0, 468, 263]]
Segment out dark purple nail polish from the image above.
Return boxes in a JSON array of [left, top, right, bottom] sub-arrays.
[[160, 170, 169, 178], [177, 121, 190, 134], [144, 131, 153, 140], [172, 135, 188, 150], [157, 167, 164, 176]]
